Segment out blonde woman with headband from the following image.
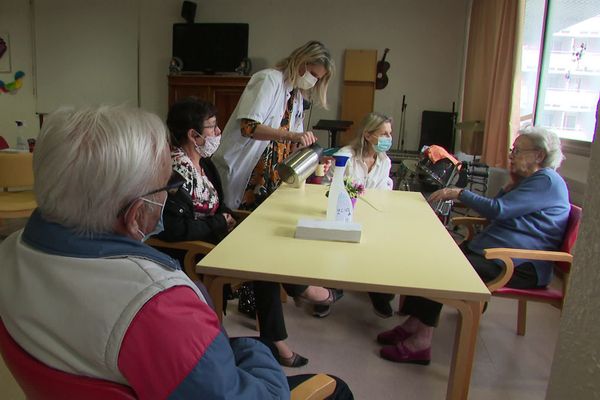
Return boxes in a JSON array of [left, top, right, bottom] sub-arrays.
[[314, 112, 395, 319], [212, 40, 334, 210]]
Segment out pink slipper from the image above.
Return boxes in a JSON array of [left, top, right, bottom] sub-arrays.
[[380, 341, 431, 365], [376, 325, 412, 345]]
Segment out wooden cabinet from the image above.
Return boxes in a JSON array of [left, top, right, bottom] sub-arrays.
[[168, 75, 251, 128], [339, 50, 377, 146]]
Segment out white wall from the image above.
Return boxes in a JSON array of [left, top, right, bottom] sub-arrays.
[[0, 0, 37, 147], [2, 0, 591, 191], [33, 0, 139, 112], [3, 0, 470, 150], [139, 0, 471, 150]]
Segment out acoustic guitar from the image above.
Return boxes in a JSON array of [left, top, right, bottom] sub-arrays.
[[375, 48, 390, 90]]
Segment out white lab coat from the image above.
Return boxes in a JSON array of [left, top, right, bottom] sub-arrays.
[[212, 69, 305, 208]]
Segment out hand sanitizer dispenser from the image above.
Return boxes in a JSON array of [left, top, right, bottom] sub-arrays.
[[326, 153, 353, 222], [294, 150, 361, 243]]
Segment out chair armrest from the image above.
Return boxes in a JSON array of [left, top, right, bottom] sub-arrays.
[[145, 237, 215, 280], [290, 374, 336, 400], [451, 217, 489, 241], [483, 248, 573, 291]]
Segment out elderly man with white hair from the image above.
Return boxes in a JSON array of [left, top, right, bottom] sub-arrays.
[[376, 126, 570, 365], [0, 106, 353, 399]]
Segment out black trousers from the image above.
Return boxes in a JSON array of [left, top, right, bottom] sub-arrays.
[[254, 281, 308, 342], [401, 244, 541, 327], [368, 292, 395, 308]]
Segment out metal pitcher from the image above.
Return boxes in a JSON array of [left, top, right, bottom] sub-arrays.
[[276, 143, 323, 188]]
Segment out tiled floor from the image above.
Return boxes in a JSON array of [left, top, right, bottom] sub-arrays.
[[0, 221, 560, 399]]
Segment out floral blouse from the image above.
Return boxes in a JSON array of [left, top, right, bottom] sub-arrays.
[[171, 147, 220, 217], [238, 89, 297, 210]]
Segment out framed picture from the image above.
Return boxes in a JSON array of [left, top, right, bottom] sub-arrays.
[[0, 32, 11, 73]]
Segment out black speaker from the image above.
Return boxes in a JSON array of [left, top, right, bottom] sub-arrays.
[[181, 1, 196, 24], [419, 111, 455, 151]]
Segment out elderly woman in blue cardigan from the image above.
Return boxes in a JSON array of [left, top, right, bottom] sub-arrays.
[[377, 127, 570, 365]]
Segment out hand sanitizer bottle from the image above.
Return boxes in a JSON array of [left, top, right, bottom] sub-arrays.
[[326, 153, 353, 222], [15, 120, 28, 151]]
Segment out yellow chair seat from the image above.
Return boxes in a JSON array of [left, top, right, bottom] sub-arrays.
[[0, 192, 37, 218]]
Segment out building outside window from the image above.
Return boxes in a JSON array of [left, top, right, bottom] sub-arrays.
[[520, 0, 600, 144]]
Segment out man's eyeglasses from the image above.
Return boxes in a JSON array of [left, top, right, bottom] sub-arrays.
[[509, 147, 538, 156], [117, 172, 185, 217]]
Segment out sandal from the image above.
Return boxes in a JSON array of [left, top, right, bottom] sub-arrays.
[[278, 352, 309, 368], [294, 288, 344, 307]]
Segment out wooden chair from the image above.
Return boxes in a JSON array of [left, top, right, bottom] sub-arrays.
[[0, 152, 37, 223], [0, 319, 335, 400], [146, 209, 287, 324], [452, 204, 582, 335]]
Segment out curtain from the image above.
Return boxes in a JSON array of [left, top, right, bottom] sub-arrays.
[[462, 0, 522, 168]]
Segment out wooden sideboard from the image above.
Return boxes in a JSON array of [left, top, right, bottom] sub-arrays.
[[168, 74, 251, 128]]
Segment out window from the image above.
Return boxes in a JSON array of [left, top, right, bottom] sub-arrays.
[[519, 0, 600, 144]]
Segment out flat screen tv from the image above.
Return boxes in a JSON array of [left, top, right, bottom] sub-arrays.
[[172, 23, 249, 74]]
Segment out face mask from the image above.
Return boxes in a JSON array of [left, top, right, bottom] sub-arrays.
[[373, 136, 392, 153], [137, 197, 165, 242], [194, 134, 221, 158], [297, 69, 318, 90]]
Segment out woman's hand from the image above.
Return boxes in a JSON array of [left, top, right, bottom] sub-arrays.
[[292, 131, 317, 147], [428, 187, 462, 203], [222, 213, 237, 232]]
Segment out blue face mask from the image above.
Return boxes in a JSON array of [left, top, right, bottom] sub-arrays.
[[137, 197, 165, 242], [373, 136, 392, 153]]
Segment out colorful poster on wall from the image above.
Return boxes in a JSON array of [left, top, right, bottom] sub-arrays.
[[0, 33, 11, 73]]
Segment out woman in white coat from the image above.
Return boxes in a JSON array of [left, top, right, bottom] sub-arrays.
[[212, 40, 343, 361], [212, 40, 334, 210]]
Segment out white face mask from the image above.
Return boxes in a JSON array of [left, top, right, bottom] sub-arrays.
[[194, 134, 221, 158], [297, 69, 318, 90]]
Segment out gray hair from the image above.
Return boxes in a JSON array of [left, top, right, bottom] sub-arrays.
[[518, 126, 565, 169], [275, 40, 334, 109], [349, 112, 393, 156], [33, 106, 169, 234]]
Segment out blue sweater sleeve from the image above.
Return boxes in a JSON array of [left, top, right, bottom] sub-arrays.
[[459, 172, 553, 221], [170, 335, 289, 400]]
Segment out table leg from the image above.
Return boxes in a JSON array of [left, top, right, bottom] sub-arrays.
[[433, 297, 482, 400]]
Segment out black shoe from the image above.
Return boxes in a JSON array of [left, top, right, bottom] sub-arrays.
[[373, 301, 393, 319], [278, 352, 309, 368], [313, 304, 331, 318]]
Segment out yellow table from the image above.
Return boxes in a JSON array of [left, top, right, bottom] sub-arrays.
[[197, 184, 490, 400]]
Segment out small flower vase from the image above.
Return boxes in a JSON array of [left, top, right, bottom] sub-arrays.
[[351, 197, 357, 208]]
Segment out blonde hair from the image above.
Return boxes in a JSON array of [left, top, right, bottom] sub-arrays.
[[349, 112, 393, 156], [275, 40, 334, 108], [33, 106, 169, 234]]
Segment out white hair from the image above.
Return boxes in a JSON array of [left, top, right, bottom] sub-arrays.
[[34, 106, 169, 234], [518, 126, 565, 169]]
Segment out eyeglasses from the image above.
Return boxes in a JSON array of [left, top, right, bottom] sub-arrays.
[[117, 172, 185, 217], [202, 124, 218, 132], [509, 147, 538, 156]]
